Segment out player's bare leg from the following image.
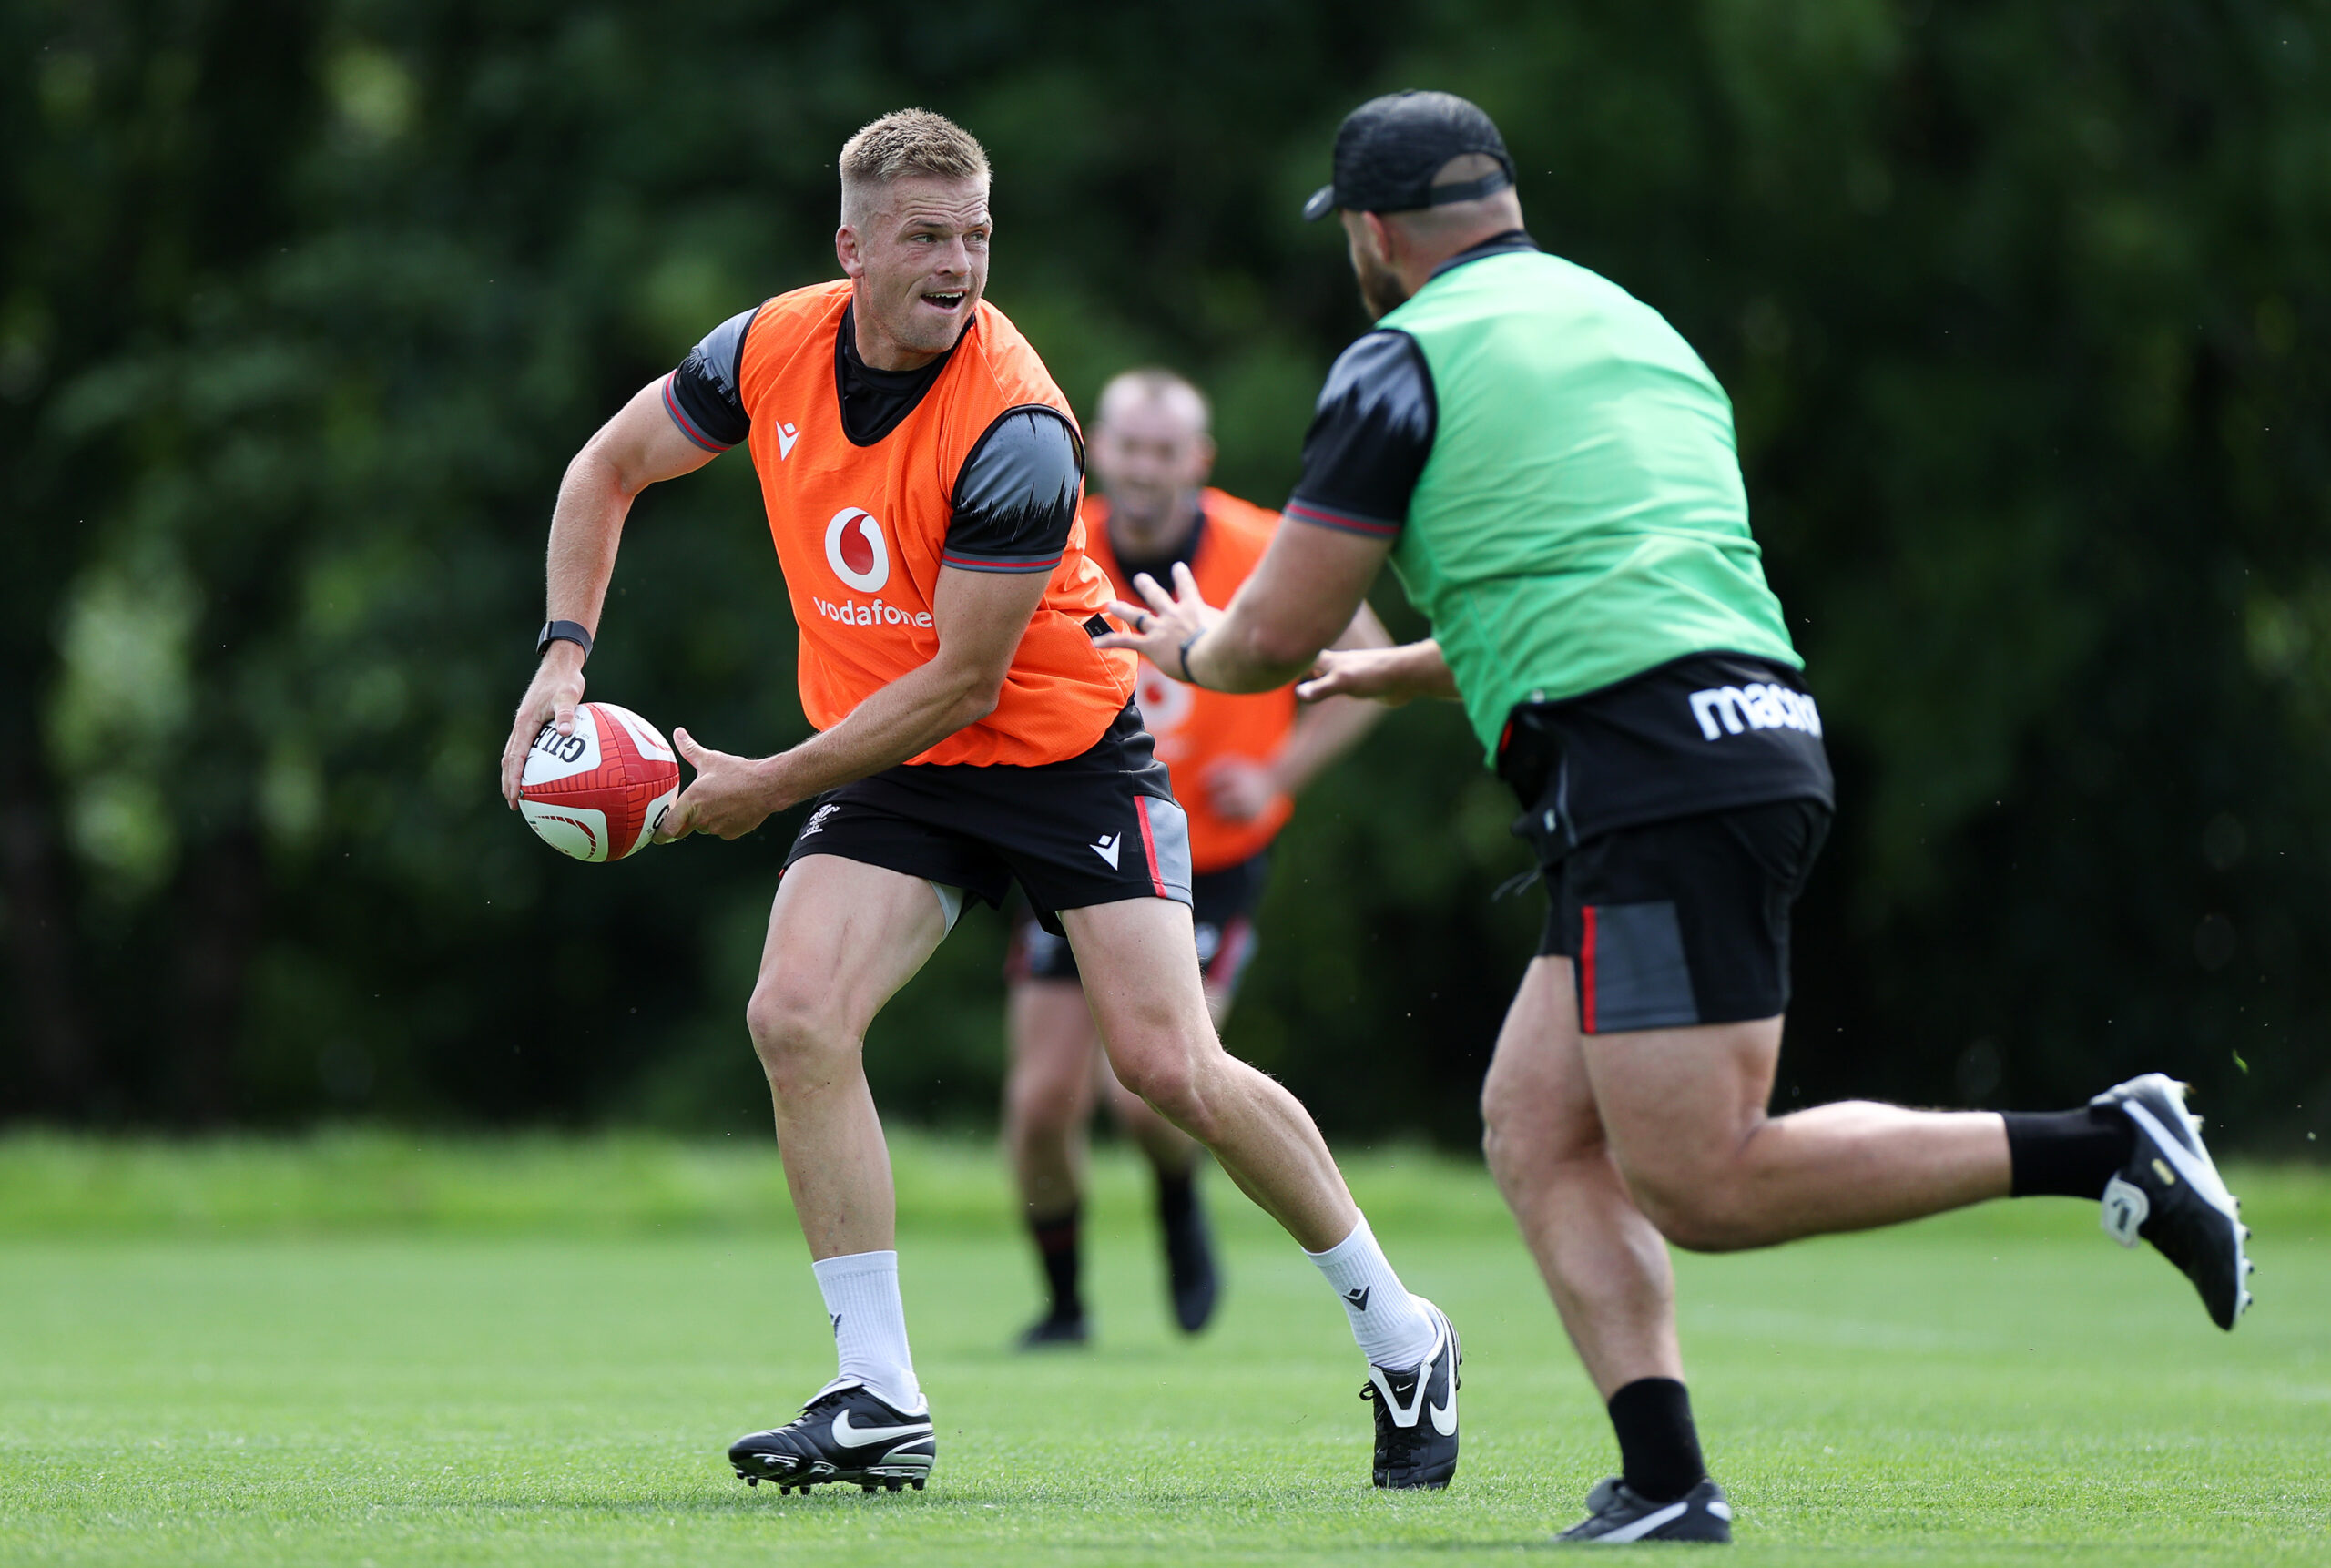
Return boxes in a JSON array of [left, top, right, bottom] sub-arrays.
[[1002, 978, 1103, 1344], [1485, 956, 2009, 1359], [1097, 1044, 1203, 1174], [1064, 894, 1461, 1487], [1004, 971, 1214, 1343], [1063, 897, 1352, 1248], [1008, 980, 1216, 1215], [1480, 957, 1682, 1400], [1577, 1012, 2008, 1254], [728, 853, 952, 1492], [1003, 979, 1102, 1222], [1481, 952, 1987, 1531], [1101, 932, 1236, 1168], [748, 853, 950, 1260], [1095, 1024, 1216, 1333]]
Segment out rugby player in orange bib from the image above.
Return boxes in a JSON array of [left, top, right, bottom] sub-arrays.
[[1004, 368, 1389, 1348], [496, 110, 1463, 1494]]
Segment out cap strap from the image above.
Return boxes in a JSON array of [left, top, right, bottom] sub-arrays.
[[1425, 168, 1514, 208]]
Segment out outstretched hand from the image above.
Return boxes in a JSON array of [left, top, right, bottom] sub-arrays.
[[1094, 562, 1223, 684], [1292, 641, 1453, 707], [653, 728, 783, 843]]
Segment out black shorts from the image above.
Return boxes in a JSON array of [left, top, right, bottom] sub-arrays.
[[782, 702, 1194, 933], [1532, 799, 1830, 1033], [1497, 653, 1835, 1034], [1008, 852, 1269, 1000]]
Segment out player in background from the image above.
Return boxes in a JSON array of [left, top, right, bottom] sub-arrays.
[[1105, 90, 2252, 1543], [1004, 369, 1389, 1348], [498, 109, 1463, 1496]]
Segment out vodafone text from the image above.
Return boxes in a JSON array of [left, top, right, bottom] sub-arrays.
[[809, 596, 934, 629], [1688, 682, 1822, 741]]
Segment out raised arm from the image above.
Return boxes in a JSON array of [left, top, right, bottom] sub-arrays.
[[1098, 327, 1438, 697], [1295, 636, 1459, 707], [498, 378, 721, 806]]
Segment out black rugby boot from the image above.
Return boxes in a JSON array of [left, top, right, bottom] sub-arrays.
[[728, 1381, 935, 1493], [1160, 1174, 1220, 1334], [1558, 1476, 1734, 1543], [2092, 1073, 2253, 1329], [1362, 1297, 1461, 1489], [1013, 1310, 1089, 1349]]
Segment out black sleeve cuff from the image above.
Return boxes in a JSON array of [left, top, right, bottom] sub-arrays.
[[662, 368, 744, 451], [942, 406, 1084, 572], [1284, 330, 1437, 543], [661, 304, 760, 451]]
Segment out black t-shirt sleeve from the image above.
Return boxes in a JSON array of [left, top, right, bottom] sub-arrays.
[[942, 407, 1084, 573], [1282, 329, 1437, 540], [662, 305, 759, 452]]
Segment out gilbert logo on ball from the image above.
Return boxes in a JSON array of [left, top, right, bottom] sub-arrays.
[[518, 702, 681, 862]]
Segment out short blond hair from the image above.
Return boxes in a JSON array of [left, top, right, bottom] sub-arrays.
[[840, 108, 990, 226]]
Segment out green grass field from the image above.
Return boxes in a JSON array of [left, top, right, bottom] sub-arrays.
[[1, 1134, 2325, 1565]]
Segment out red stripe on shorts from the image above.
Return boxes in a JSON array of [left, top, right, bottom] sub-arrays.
[[1132, 798, 1168, 899], [1580, 904, 1600, 1033]]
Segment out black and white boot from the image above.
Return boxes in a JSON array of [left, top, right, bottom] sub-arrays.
[[1557, 1476, 1734, 1543], [2092, 1073, 2253, 1329], [1362, 1297, 1461, 1489], [728, 1381, 936, 1493]]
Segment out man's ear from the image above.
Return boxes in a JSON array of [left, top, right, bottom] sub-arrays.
[[1194, 432, 1218, 482], [1360, 211, 1399, 270], [835, 225, 864, 280]]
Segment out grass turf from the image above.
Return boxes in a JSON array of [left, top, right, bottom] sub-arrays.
[[0, 1135, 2324, 1565]]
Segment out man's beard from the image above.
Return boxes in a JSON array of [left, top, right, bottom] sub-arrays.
[[1103, 482, 1192, 547], [1354, 252, 1410, 320]]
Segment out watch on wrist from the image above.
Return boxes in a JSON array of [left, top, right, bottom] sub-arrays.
[[536, 619, 594, 659]]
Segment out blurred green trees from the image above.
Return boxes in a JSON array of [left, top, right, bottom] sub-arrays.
[[4, 0, 2326, 1149]]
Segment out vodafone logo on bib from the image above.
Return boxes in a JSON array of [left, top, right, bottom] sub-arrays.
[[809, 503, 929, 632], [825, 506, 890, 593]]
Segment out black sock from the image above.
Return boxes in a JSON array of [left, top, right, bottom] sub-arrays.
[[1607, 1378, 1706, 1503], [1155, 1163, 1196, 1228], [2003, 1105, 2134, 1198], [1028, 1205, 1082, 1320]]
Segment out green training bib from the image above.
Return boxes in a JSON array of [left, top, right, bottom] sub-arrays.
[[1378, 249, 1800, 763]]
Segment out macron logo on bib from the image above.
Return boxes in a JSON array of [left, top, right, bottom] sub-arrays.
[[825, 506, 891, 593], [1688, 682, 1822, 741]]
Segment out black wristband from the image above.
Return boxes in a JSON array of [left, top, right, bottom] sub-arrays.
[[536, 619, 593, 658], [1176, 629, 1208, 688]]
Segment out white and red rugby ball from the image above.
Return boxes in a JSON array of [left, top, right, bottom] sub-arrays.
[[518, 701, 681, 862]]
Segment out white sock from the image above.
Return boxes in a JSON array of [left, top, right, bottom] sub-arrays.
[[1305, 1212, 1438, 1369], [811, 1250, 924, 1414]]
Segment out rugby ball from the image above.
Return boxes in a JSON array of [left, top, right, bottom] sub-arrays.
[[518, 701, 681, 862]]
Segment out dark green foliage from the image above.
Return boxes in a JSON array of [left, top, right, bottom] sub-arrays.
[[4, 0, 2326, 1148]]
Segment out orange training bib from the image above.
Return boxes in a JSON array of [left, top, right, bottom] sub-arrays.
[[734, 280, 1133, 767], [1084, 489, 1298, 871]]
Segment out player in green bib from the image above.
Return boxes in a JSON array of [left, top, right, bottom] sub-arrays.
[[1103, 91, 2252, 1544]]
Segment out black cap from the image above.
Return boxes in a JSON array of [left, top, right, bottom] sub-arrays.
[[1303, 90, 1515, 221]]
